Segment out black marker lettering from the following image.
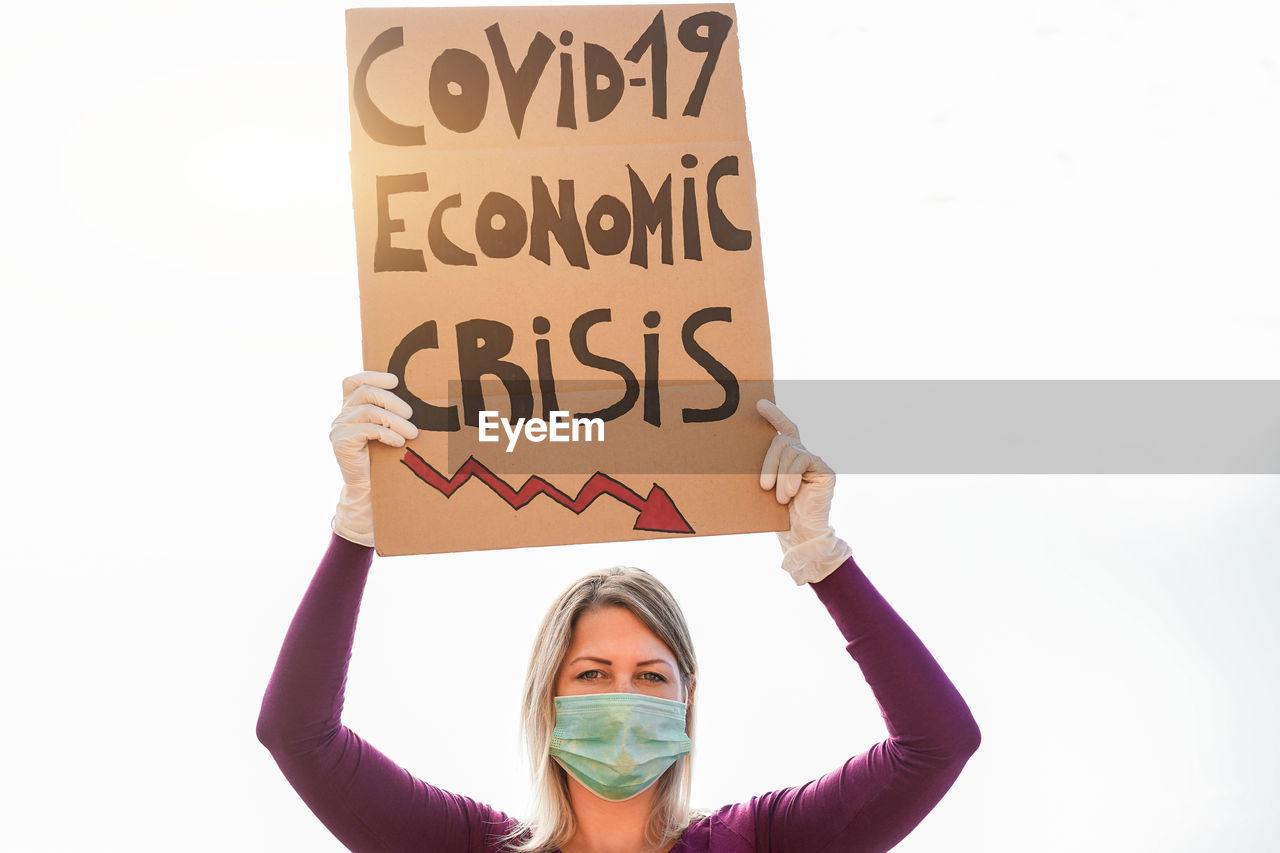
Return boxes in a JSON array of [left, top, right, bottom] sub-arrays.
[[677, 12, 732, 117], [485, 23, 555, 139], [532, 316, 560, 419], [585, 194, 631, 256], [387, 320, 459, 431], [681, 153, 702, 261], [354, 28, 425, 146], [625, 11, 668, 119], [375, 173, 429, 272], [681, 306, 739, 422], [457, 319, 534, 427], [585, 42, 625, 122], [530, 177, 589, 268], [429, 48, 489, 133], [475, 192, 528, 258], [628, 165, 674, 268], [643, 310, 661, 427], [707, 155, 752, 251], [557, 30, 577, 129], [429, 193, 478, 266], [570, 308, 639, 422]]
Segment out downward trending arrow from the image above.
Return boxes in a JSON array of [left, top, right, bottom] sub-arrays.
[[401, 450, 695, 534]]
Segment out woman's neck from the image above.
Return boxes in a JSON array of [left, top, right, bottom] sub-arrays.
[[560, 777, 674, 853]]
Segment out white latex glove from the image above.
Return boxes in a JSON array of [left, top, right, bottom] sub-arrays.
[[757, 399, 852, 585], [329, 371, 419, 547]]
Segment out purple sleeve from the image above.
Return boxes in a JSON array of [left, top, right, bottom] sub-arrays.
[[256, 534, 518, 853], [715, 557, 980, 853]]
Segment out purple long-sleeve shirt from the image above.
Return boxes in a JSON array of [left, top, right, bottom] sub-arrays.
[[258, 535, 979, 852]]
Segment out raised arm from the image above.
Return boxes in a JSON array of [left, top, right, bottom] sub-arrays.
[[256, 373, 516, 852], [729, 401, 980, 852]]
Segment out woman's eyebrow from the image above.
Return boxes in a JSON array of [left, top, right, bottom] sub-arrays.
[[567, 656, 672, 667]]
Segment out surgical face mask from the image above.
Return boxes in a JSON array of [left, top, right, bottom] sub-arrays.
[[549, 692, 692, 802]]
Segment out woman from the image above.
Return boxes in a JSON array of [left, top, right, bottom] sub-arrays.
[[257, 372, 980, 852]]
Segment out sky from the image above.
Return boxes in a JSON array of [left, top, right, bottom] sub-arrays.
[[2, 1, 1278, 850]]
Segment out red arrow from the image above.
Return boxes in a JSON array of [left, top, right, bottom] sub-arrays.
[[400, 450, 694, 534]]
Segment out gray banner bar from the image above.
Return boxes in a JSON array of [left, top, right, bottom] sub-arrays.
[[434, 380, 1280, 474], [782, 380, 1280, 474]]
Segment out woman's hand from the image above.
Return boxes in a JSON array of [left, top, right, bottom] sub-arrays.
[[329, 371, 419, 547], [757, 399, 852, 585]]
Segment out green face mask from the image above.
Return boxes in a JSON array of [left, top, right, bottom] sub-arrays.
[[549, 692, 692, 802]]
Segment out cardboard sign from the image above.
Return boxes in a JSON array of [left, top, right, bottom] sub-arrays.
[[346, 4, 786, 555]]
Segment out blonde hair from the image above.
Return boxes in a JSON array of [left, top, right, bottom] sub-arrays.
[[501, 567, 700, 852]]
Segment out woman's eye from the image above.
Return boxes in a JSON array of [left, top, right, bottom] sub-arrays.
[[639, 672, 667, 683], [577, 670, 603, 680]]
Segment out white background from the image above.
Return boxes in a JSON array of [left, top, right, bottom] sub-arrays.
[[3, 0, 1278, 850]]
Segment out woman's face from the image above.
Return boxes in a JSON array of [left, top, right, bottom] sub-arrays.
[[555, 605, 686, 703]]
